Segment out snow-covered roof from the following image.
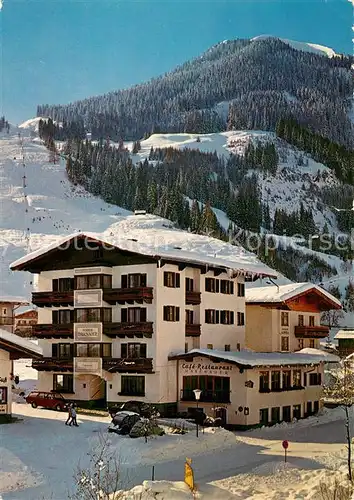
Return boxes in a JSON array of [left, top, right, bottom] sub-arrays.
[[10, 216, 277, 278], [0, 296, 29, 305], [246, 282, 342, 307], [169, 348, 326, 367], [334, 330, 354, 340], [296, 348, 339, 363], [0, 329, 42, 357], [15, 308, 38, 318]]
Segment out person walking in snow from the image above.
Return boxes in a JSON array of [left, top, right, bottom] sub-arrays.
[[70, 404, 79, 427], [65, 403, 73, 426]]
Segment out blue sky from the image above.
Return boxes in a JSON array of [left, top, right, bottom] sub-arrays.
[[1, 0, 352, 124]]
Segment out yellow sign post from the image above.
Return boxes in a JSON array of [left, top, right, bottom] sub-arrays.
[[184, 457, 194, 492]]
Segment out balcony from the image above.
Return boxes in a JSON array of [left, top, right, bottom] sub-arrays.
[[103, 357, 153, 373], [32, 291, 74, 307], [185, 291, 201, 305], [32, 323, 73, 339], [103, 287, 153, 305], [32, 357, 73, 372], [294, 325, 329, 338], [180, 389, 230, 403], [104, 322, 153, 338], [185, 324, 201, 337]]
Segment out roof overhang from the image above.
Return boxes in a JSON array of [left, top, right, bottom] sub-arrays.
[[0, 338, 42, 360]]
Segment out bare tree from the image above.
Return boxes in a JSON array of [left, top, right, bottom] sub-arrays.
[[70, 433, 123, 500], [321, 309, 344, 348], [319, 476, 353, 500], [323, 360, 354, 481]]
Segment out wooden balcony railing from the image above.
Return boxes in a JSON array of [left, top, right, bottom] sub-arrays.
[[103, 287, 153, 304], [294, 325, 329, 338], [185, 291, 201, 305], [104, 322, 153, 338], [32, 291, 74, 307], [180, 389, 231, 403], [32, 357, 73, 372], [32, 323, 73, 339], [103, 357, 153, 373], [185, 324, 201, 336]]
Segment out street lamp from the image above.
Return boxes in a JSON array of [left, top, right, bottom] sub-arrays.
[[193, 389, 202, 438]]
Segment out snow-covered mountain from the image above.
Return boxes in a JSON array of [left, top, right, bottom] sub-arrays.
[[251, 35, 337, 58], [1, 123, 352, 327]]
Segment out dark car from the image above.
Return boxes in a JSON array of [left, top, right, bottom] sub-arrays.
[[108, 401, 159, 419], [108, 411, 141, 435], [25, 391, 68, 411]]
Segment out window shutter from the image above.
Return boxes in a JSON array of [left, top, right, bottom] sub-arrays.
[[318, 373, 322, 385], [140, 308, 147, 322], [215, 310, 220, 324], [121, 275, 128, 288], [52, 344, 58, 358], [303, 373, 307, 386], [70, 310, 74, 323], [52, 279, 58, 292], [175, 273, 180, 288], [215, 280, 219, 293], [230, 311, 234, 324], [205, 310, 209, 323], [121, 309, 128, 322], [230, 282, 234, 294], [220, 311, 225, 324], [140, 274, 147, 287], [163, 307, 168, 321], [121, 344, 127, 358], [52, 311, 59, 324], [164, 272, 168, 287], [141, 344, 147, 358]]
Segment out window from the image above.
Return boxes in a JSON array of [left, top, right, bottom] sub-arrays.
[[293, 370, 301, 387], [3, 308, 7, 315], [259, 408, 269, 425], [186, 310, 194, 325], [182, 376, 230, 401], [59, 343, 73, 358], [121, 343, 147, 358], [53, 374, 73, 393], [121, 307, 147, 323], [271, 407, 280, 424], [121, 274, 147, 288], [309, 373, 322, 386], [220, 310, 234, 325], [102, 275, 112, 289], [192, 337, 200, 349], [75, 275, 103, 290], [237, 283, 245, 297], [120, 376, 145, 396], [53, 277, 73, 292], [185, 278, 194, 292], [52, 309, 73, 324], [75, 308, 111, 323], [259, 371, 269, 392], [314, 401, 319, 414], [293, 404, 301, 420], [102, 344, 112, 358], [282, 371, 291, 389], [163, 306, 180, 322], [306, 401, 312, 416], [309, 339, 315, 348], [271, 371, 281, 391], [76, 343, 111, 357], [164, 272, 180, 288], [205, 309, 219, 324], [52, 344, 58, 357], [207, 344, 213, 350], [298, 339, 304, 350], [282, 406, 291, 422], [220, 280, 234, 294], [225, 344, 231, 352], [281, 312, 289, 327], [281, 336, 289, 351], [309, 316, 315, 327], [205, 278, 219, 293], [237, 312, 245, 326], [298, 315, 304, 326]]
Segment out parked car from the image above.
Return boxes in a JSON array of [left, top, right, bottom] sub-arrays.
[[108, 401, 159, 419], [108, 411, 141, 435], [25, 391, 68, 411]]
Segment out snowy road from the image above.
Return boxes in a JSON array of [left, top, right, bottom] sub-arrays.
[[0, 404, 349, 499]]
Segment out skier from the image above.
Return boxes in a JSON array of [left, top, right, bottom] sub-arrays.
[[65, 403, 72, 426]]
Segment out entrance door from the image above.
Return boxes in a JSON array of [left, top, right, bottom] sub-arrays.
[[214, 407, 227, 427]]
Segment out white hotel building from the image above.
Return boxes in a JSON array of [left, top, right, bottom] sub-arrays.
[[10, 228, 340, 428]]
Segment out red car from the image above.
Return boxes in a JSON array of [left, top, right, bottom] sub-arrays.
[[25, 391, 68, 411]]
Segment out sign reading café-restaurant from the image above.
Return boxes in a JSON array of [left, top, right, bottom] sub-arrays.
[[181, 361, 233, 376]]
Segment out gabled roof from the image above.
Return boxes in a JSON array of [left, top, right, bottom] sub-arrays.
[[246, 282, 342, 309], [334, 330, 354, 340], [0, 296, 29, 305], [15, 309, 38, 319], [0, 329, 42, 359], [169, 348, 326, 368], [9, 228, 277, 279]]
